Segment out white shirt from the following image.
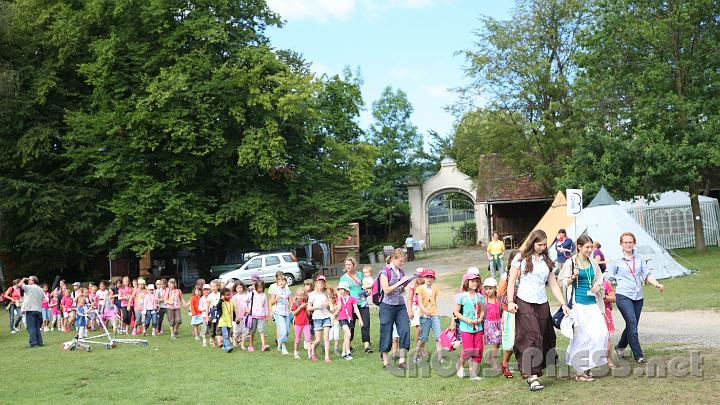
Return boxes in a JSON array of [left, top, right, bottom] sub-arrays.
[[512, 254, 551, 304], [308, 291, 331, 320]]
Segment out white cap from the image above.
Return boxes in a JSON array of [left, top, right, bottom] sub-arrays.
[[467, 267, 480, 275], [225, 282, 235, 291], [483, 277, 497, 287]]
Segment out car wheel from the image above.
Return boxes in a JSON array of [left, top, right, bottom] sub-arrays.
[[284, 273, 296, 286]]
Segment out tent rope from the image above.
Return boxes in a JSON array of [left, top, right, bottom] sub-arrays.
[[668, 250, 700, 272]]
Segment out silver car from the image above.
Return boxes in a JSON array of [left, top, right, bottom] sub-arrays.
[[218, 252, 302, 286]]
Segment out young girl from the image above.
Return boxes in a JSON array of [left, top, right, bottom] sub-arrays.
[[189, 286, 203, 341], [270, 273, 293, 355], [76, 296, 89, 339], [164, 278, 184, 339], [144, 284, 158, 336], [498, 249, 519, 378], [603, 270, 617, 368], [41, 284, 51, 332], [118, 277, 133, 335], [199, 284, 211, 346], [207, 280, 222, 347], [131, 279, 148, 335], [87, 284, 98, 331], [61, 289, 74, 332], [408, 269, 425, 349], [416, 269, 441, 362], [482, 277, 502, 369], [155, 279, 167, 335], [291, 288, 312, 359], [453, 272, 485, 380], [308, 275, 332, 362], [50, 290, 60, 331], [247, 280, 270, 352], [326, 286, 340, 355], [217, 288, 237, 353], [232, 283, 250, 349], [335, 281, 364, 360]]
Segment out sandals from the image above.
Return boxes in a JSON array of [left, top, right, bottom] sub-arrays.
[[501, 363, 513, 378], [575, 374, 595, 382], [527, 378, 544, 391]]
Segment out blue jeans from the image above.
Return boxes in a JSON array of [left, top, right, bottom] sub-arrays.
[[144, 310, 158, 329], [8, 304, 21, 331], [489, 258, 503, 279], [616, 294, 644, 359], [274, 314, 292, 344], [220, 326, 233, 352], [379, 302, 410, 353], [419, 316, 441, 342], [26, 311, 43, 347]]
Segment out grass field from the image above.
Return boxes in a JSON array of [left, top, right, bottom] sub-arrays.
[[439, 246, 720, 311], [428, 220, 476, 249], [1, 293, 718, 403]]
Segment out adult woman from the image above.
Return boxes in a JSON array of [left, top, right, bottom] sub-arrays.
[[486, 232, 505, 279], [592, 241, 607, 272], [379, 248, 412, 369], [608, 232, 664, 364], [558, 234, 608, 381], [3, 279, 23, 333], [507, 230, 569, 392], [339, 257, 372, 353]]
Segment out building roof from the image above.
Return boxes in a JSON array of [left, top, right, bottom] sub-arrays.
[[475, 153, 549, 203]]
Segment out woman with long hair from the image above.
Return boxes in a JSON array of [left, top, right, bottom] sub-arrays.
[[379, 248, 412, 369], [507, 230, 569, 392]]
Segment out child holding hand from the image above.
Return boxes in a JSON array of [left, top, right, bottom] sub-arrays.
[[335, 281, 364, 361]]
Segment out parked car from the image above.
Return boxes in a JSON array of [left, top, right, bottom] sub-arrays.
[[218, 252, 303, 286], [209, 251, 261, 277], [297, 257, 319, 280]]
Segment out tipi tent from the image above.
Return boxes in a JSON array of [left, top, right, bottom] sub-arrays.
[[521, 191, 574, 249], [566, 187, 691, 279]]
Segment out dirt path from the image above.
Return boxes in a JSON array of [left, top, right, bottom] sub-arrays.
[[394, 248, 720, 348]]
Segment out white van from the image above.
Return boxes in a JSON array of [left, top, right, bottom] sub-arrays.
[[218, 252, 303, 286]]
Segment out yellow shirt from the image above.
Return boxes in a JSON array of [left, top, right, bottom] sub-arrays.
[[487, 240, 505, 256], [416, 284, 438, 317], [218, 300, 236, 328]]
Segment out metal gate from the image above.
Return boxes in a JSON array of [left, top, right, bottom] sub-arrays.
[[427, 193, 476, 249]]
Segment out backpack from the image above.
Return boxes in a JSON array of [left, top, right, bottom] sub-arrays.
[[371, 266, 398, 306]]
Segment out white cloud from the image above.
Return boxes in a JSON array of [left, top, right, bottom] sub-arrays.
[[421, 84, 452, 100], [389, 67, 426, 80], [267, 0, 451, 23]]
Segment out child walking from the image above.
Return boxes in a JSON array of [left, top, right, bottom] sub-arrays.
[[408, 270, 425, 349], [76, 296, 89, 339], [217, 288, 237, 353], [482, 278, 502, 369], [144, 284, 159, 336], [189, 286, 203, 341], [270, 273, 293, 355], [291, 288, 312, 359], [247, 280, 270, 352], [199, 284, 211, 346], [61, 289, 74, 332], [335, 281, 364, 360], [308, 275, 332, 362], [453, 272, 485, 380], [416, 269, 441, 362], [326, 287, 340, 355], [207, 280, 222, 347], [498, 250, 519, 378], [50, 290, 60, 331], [163, 278, 184, 339], [41, 284, 52, 332], [603, 273, 617, 368], [232, 283, 250, 349]]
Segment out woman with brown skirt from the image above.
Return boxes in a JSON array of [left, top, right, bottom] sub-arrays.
[[507, 230, 570, 392]]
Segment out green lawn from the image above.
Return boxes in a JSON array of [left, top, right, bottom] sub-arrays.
[[1, 298, 718, 404], [428, 220, 475, 249], [439, 246, 720, 312]]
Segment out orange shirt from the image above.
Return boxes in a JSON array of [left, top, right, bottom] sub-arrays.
[[190, 295, 201, 316]]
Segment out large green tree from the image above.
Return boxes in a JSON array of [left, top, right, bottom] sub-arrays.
[[456, 0, 588, 191], [0, 0, 374, 277], [564, 0, 720, 251]]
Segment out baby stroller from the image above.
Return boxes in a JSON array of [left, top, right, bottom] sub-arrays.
[[61, 307, 148, 352]]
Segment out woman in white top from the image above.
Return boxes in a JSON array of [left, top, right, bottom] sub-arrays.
[[507, 230, 569, 392]]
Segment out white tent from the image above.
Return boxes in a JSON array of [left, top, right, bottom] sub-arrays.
[[555, 187, 691, 279]]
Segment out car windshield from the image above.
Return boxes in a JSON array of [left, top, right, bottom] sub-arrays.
[[282, 255, 294, 262]]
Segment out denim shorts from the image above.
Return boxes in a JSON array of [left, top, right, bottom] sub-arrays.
[[338, 319, 351, 328], [41, 308, 52, 321], [313, 317, 331, 331]]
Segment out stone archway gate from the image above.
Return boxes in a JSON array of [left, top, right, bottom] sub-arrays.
[[407, 157, 489, 249]]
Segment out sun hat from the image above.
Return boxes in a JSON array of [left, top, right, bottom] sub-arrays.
[[202, 284, 211, 290], [316, 275, 327, 282], [225, 282, 235, 291], [421, 269, 436, 278], [483, 277, 497, 287], [463, 272, 481, 281], [467, 267, 480, 275], [415, 268, 425, 275], [137, 278, 146, 285], [72, 282, 81, 287], [337, 281, 350, 291], [147, 284, 155, 290]]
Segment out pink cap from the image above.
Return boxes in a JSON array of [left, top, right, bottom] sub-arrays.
[[463, 272, 481, 282], [316, 275, 327, 282], [421, 269, 436, 278]]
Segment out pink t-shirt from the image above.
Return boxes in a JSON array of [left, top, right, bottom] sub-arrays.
[[119, 287, 133, 307], [133, 290, 146, 311], [143, 293, 156, 311], [50, 297, 59, 315], [61, 296, 74, 313], [42, 292, 50, 309], [336, 295, 358, 321], [249, 292, 268, 318], [232, 293, 250, 320], [164, 289, 182, 309]]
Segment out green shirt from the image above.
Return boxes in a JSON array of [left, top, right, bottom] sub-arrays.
[[455, 292, 485, 333], [340, 272, 366, 308]]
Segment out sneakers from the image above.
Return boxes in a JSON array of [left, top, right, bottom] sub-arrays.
[[195, 336, 200, 341], [637, 357, 647, 364], [281, 347, 289, 355], [615, 347, 625, 360], [294, 352, 300, 359], [457, 368, 466, 379], [470, 375, 483, 381], [364, 347, 373, 354], [202, 341, 207, 347], [343, 354, 353, 361], [10, 330, 16, 334]]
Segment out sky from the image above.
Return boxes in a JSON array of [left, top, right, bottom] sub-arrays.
[[265, 0, 513, 143]]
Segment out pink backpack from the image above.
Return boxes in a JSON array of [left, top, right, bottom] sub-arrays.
[[439, 327, 458, 351]]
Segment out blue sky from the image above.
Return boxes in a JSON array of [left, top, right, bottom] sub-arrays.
[[265, 0, 513, 143]]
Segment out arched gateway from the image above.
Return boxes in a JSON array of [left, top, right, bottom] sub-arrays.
[[407, 157, 489, 249]]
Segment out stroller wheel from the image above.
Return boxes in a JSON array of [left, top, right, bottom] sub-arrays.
[[61, 342, 73, 352], [85, 346, 92, 352]]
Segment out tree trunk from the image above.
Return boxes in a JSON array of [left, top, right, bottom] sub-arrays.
[[689, 185, 706, 252]]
